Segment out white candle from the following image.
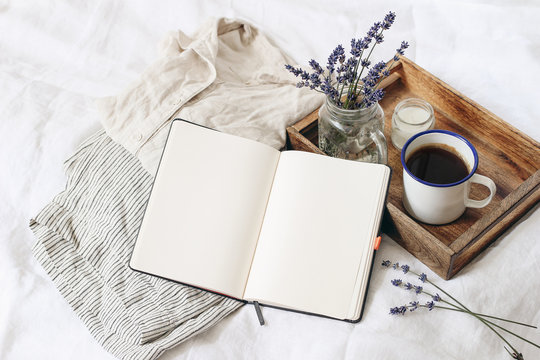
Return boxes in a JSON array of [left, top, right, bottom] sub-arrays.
[[391, 99, 435, 150], [398, 106, 430, 125]]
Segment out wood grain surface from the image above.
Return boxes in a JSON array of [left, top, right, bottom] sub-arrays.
[[286, 57, 540, 279]]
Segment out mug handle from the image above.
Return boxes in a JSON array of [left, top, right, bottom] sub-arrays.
[[370, 128, 388, 164], [464, 174, 497, 208]]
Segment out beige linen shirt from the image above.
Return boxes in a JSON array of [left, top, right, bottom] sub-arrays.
[[98, 17, 323, 174]]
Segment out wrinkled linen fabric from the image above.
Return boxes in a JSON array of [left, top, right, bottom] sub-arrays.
[[29, 131, 242, 360], [26, 17, 322, 360], [97, 17, 323, 174]]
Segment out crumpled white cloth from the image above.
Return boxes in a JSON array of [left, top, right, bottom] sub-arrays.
[[97, 17, 323, 174], [2, 1, 540, 359]]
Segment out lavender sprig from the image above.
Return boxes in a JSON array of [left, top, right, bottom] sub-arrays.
[[382, 260, 539, 358], [388, 300, 538, 353], [386, 272, 536, 330], [285, 11, 407, 110], [383, 260, 536, 329], [389, 300, 438, 315]]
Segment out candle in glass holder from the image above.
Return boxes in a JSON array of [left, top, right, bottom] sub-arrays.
[[391, 98, 435, 150]]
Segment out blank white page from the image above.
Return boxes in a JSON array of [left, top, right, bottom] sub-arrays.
[[243, 151, 389, 319], [130, 120, 280, 299]]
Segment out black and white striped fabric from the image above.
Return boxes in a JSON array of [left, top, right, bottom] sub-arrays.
[[29, 131, 242, 360]]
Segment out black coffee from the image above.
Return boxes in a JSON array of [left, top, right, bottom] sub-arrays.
[[406, 145, 469, 184]]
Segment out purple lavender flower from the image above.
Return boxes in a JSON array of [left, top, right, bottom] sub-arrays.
[[320, 77, 340, 104], [285, 11, 406, 110], [309, 73, 321, 88], [362, 61, 386, 91], [365, 88, 385, 107], [362, 35, 371, 49], [373, 61, 387, 73], [426, 301, 435, 311], [419, 273, 428, 283], [308, 59, 323, 75], [350, 38, 368, 57], [350, 39, 359, 57], [361, 59, 371, 67], [381, 260, 391, 267], [389, 306, 407, 315], [336, 57, 358, 86], [409, 301, 419, 311], [413, 285, 423, 295], [432, 293, 441, 302], [320, 77, 332, 92], [347, 92, 358, 105], [367, 22, 381, 38], [401, 264, 410, 274], [383, 11, 396, 30], [392, 41, 409, 63], [346, 57, 358, 69], [396, 41, 409, 55], [392, 262, 400, 270], [391, 279, 402, 287], [284, 64, 303, 77], [362, 86, 373, 99], [371, 88, 385, 102], [327, 44, 345, 73], [404, 282, 413, 290]]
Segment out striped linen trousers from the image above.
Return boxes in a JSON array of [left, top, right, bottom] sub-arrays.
[[29, 131, 242, 359]]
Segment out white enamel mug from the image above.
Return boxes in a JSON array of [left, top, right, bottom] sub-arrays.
[[401, 130, 496, 225]]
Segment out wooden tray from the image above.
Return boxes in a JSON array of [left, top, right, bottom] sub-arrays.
[[286, 57, 540, 280]]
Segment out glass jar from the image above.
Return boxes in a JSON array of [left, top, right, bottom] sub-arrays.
[[391, 98, 435, 150], [318, 97, 387, 164]]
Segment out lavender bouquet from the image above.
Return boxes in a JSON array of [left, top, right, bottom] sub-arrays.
[[285, 11, 408, 110], [382, 260, 539, 359]]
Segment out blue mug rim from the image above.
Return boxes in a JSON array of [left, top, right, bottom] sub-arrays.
[[400, 129, 479, 188]]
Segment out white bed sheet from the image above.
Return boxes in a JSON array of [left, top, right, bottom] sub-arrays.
[[1, 1, 539, 359]]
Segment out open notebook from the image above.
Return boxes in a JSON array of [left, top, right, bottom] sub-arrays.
[[130, 119, 391, 322]]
